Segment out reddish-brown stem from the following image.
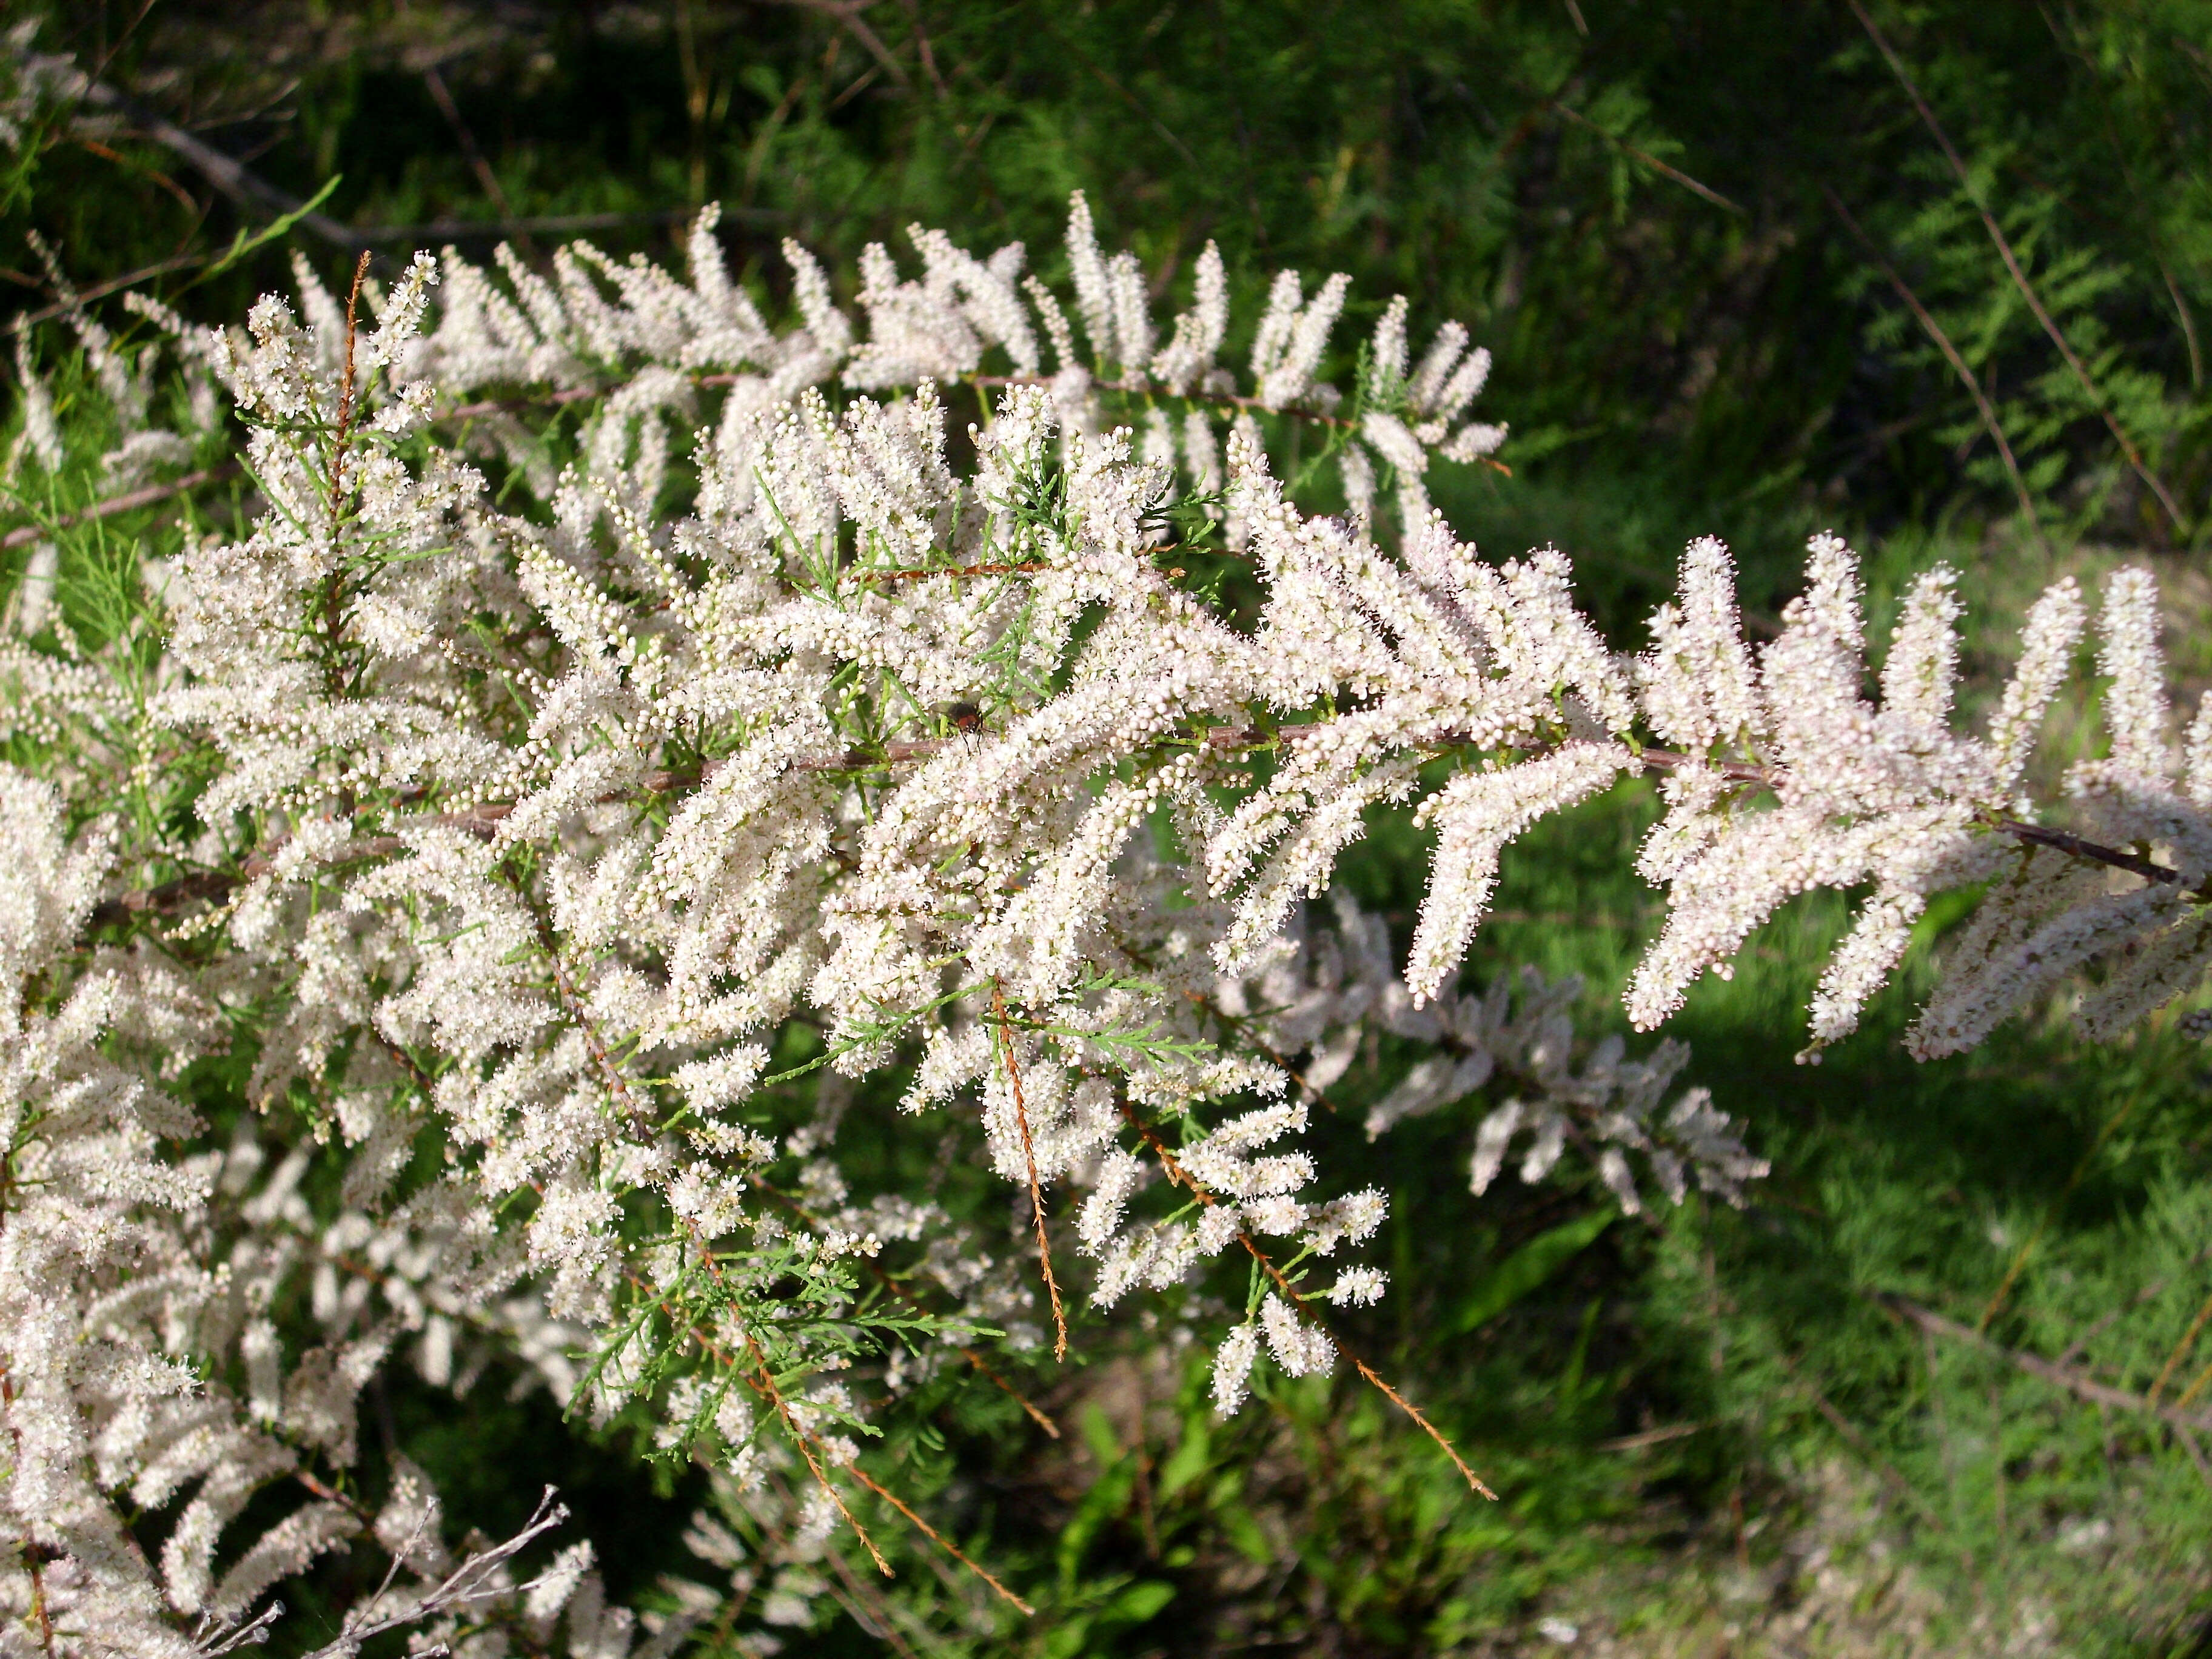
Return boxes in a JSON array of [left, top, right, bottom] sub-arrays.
[[992, 978, 1068, 1361], [738, 1329, 893, 1575], [843, 1464, 1033, 1614], [1849, 0, 2184, 532], [1823, 184, 2048, 550], [1118, 1104, 1497, 1500], [753, 1183, 1061, 1438], [1, 462, 243, 551], [90, 728, 2199, 931], [327, 250, 372, 535]]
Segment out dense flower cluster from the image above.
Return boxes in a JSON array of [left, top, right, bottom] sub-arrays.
[[4, 187, 2207, 1652]]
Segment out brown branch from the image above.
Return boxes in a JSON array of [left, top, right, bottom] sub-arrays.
[[2, 462, 241, 551], [859, 558, 1056, 586], [1632, 744, 2193, 891], [992, 978, 1067, 1361], [1849, 0, 2185, 533], [53, 59, 363, 249], [2148, 1285, 2212, 1406], [738, 1329, 893, 1575], [2178, 1356, 2212, 1412], [85, 727, 2199, 933], [434, 367, 1512, 473], [843, 1464, 1032, 1614], [751, 1182, 1061, 1438], [1550, 101, 1745, 216], [1880, 1293, 2212, 1436], [7, 251, 206, 330], [1118, 1104, 1497, 1500], [759, 0, 913, 92], [1823, 185, 2047, 546], [1989, 817, 2185, 890], [420, 66, 526, 250], [328, 250, 372, 535]]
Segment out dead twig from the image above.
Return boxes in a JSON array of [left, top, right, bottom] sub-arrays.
[[1880, 1293, 2212, 1437], [1849, 0, 2185, 533], [1119, 1104, 1497, 1500], [992, 978, 1068, 1361], [1551, 100, 1745, 216], [760, 0, 913, 92], [844, 1465, 1033, 1614], [420, 64, 533, 261], [2147, 1284, 2212, 1406], [1823, 185, 2048, 549], [50, 58, 362, 248], [2, 462, 241, 551]]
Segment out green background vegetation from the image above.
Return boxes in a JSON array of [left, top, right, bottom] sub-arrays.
[[8, 2, 2212, 1652]]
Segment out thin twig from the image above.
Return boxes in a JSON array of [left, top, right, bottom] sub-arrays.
[[2052, 1242, 2212, 1368], [1849, 0, 2185, 532], [860, 558, 1056, 585], [1550, 100, 1746, 216], [353, 207, 778, 246], [1119, 1105, 1497, 1500], [2147, 1284, 2212, 1406], [2, 461, 241, 551], [86, 729, 2199, 930], [420, 64, 532, 261], [328, 250, 372, 531], [844, 1464, 1033, 1614], [1823, 185, 2048, 547], [2176, 1355, 2212, 1412], [47, 56, 363, 247], [739, 1329, 894, 1574], [759, 0, 913, 91], [992, 977, 1068, 1361], [752, 1181, 1062, 1438], [1881, 1293, 2212, 1436], [7, 251, 205, 329], [1594, 1421, 1703, 1451]]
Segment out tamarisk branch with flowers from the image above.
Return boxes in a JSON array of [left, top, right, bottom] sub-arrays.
[[2, 181, 2208, 1653]]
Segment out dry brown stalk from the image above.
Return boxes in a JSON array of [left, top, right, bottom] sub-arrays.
[[738, 1328, 894, 1575], [1823, 185, 2048, 547], [1882, 1293, 2212, 1437], [991, 977, 1068, 1361], [843, 1464, 1034, 1615], [327, 250, 372, 531], [557, 930, 1042, 1606], [1, 462, 241, 552], [2147, 1284, 2212, 1406], [1550, 99, 1745, 216], [1117, 1104, 1498, 1501], [2177, 1357, 2212, 1412], [859, 558, 1056, 585], [752, 1181, 1062, 1439], [1849, 0, 2185, 533], [547, 931, 899, 1574]]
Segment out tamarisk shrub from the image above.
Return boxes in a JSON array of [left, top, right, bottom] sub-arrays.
[[1, 190, 2204, 1654]]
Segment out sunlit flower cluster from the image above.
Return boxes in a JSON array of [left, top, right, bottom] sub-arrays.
[[4, 182, 2204, 1654]]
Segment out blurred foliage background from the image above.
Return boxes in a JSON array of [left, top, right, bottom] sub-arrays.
[[8, 2, 2212, 1653]]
